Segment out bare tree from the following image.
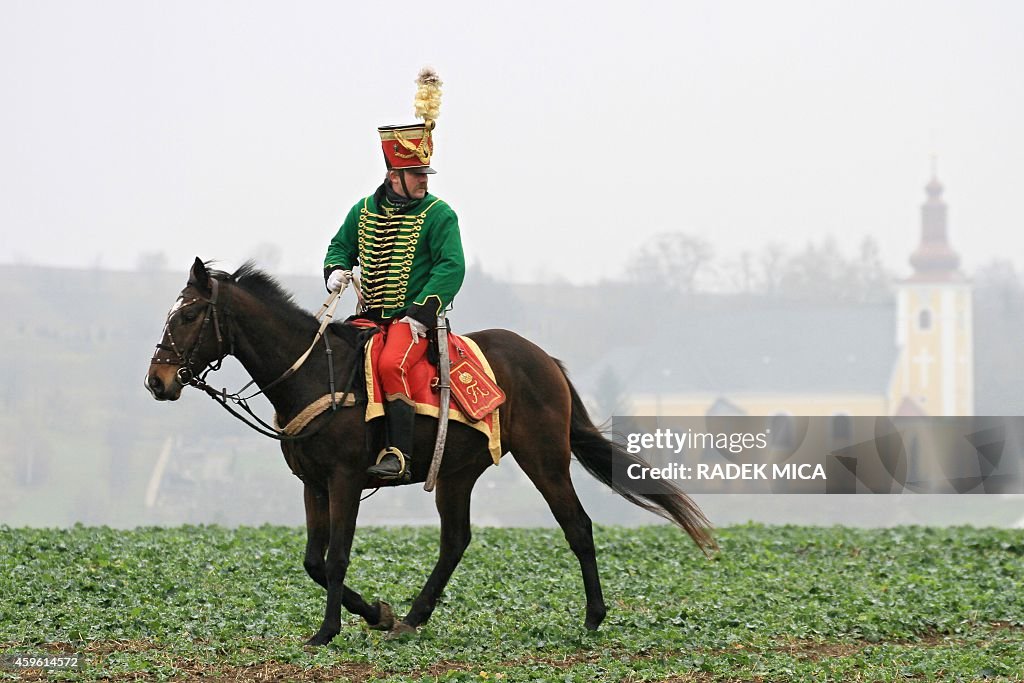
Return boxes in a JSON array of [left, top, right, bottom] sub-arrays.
[[853, 236, 892, 303], [629, 232, 713, 295], [757, 242, 788, 296], [777, 236, 848, 300], [975, 259, 1024, 314], [770, 236, 893, 304]]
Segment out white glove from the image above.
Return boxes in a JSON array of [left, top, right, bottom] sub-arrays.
[[400, 316, 428, 343], [326, 269, 352, 292]]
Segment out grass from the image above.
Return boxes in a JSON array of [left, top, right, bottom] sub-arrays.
[[1, 524, 1023, 681]]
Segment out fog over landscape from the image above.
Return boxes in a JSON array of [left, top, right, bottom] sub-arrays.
[[3, 2, 1024, 529], [2, 263, 1023, 529]]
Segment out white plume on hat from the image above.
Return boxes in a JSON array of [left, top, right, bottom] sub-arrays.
[[414, 68, 443, 126]]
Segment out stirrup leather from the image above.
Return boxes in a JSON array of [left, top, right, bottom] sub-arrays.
[[372, 446, 408, 479]]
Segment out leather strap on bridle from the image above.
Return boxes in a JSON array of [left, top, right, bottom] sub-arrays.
[[153, 279, 360, 441], [151, 277, 230, 385]]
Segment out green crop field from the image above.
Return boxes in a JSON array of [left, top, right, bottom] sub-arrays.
[[2, 524, 1023, 682]]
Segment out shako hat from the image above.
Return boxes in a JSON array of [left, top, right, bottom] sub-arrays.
[[378, 68, 442, 174]]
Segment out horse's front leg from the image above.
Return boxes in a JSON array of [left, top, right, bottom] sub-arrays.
[[306, 472, 365, 646], [302, 483, 330, 588], [302, 482, 392, 632]]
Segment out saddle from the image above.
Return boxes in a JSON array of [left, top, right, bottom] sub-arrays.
[[354, 319, 505, 464]]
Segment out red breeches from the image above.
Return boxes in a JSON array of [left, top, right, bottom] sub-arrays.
[[378, 319, 427, 400]]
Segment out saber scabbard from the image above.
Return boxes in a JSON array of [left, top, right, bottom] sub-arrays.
[[424, 315, 450, 492]]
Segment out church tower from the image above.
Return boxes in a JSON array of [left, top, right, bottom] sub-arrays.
[[891, 170, 974, 415]]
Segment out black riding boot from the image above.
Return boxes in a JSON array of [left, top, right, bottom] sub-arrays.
[[367, 398, 415, 481]]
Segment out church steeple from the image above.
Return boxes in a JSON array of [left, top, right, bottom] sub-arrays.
[[908, 166, 962, 280], [890, 165, 974, 416]]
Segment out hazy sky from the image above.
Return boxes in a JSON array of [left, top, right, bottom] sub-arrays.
[[2, 1, 1022, 284]]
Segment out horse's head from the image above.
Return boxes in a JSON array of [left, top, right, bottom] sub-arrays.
[[146, 258, 231, 401]]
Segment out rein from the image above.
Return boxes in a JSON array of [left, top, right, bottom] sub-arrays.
[[153, 280, 365, 441], [225, 285, 346, 403], [190, 337, 365, 442]]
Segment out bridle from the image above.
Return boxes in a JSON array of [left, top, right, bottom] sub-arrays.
[[151, 277, 365, 441], [151, 277, 232, 387]]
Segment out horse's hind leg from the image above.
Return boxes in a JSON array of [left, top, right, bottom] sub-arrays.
[[400, 461, 489, 631], [513, 444, 607, 630]]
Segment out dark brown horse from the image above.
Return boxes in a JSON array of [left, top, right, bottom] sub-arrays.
[[146, 259, 714, 645]]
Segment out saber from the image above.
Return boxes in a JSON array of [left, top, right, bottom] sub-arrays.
[[424, 315, 450, 492]]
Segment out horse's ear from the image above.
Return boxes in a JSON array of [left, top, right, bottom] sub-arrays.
[[188, 257, 211, 293]]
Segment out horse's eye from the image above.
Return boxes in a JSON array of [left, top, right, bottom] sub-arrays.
[[182, 308, 199, 323]]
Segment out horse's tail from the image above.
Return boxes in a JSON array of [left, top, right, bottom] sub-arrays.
[[556, 361, 717, 555]]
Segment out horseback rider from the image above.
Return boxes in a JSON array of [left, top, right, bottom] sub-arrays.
[[323, 70, 465, 481]]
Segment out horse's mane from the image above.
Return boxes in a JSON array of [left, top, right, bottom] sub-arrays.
[[211, 261, 315, 326], [208, 261, 361, 346]]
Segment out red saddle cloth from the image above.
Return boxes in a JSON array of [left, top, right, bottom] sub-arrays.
[[360, 325, 505, 464]]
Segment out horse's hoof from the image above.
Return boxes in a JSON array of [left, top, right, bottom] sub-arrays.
[[585, 605, 607, 631], [368, 600, 396, 631], [305, 628, 338, 646], [386, 621, 418, 639]]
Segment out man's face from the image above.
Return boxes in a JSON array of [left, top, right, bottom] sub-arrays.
[[389, 170, 429, 199]]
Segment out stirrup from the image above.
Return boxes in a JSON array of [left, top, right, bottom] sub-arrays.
[[368, 446, 409, 481]]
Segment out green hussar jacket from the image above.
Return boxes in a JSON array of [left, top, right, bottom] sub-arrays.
[[323, 189, 465, 326]]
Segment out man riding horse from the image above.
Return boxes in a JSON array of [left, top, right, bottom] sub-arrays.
[[146, 69, 714, 642], [322, 69, 464, 482]]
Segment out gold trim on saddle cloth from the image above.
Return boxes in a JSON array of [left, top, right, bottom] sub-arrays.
[[273, 393, 359, 436], [363, 334, 502, 464]]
